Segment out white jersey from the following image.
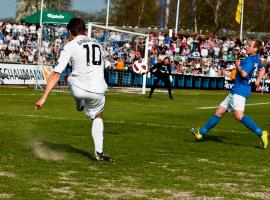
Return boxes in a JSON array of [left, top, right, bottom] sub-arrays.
[[54, 35, 107, 94]]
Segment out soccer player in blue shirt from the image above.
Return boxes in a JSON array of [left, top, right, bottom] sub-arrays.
[[191, 40, 268, 149]]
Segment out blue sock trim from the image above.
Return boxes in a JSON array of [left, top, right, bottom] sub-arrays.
[[240, 115, 262, 136], [200, 115, 221, 135]]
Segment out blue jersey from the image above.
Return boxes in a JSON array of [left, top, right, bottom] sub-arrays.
[[231, 54, 263, 98]]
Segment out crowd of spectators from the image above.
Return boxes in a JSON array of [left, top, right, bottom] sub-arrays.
[[0, 21, 68, 65], [1, 21, 270, 80], [93, 30, 270, 80]]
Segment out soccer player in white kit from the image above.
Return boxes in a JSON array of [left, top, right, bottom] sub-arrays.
[[35, 18, 113, 162]]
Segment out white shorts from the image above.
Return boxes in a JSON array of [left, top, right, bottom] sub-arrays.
[[70, 85, 105, 119], [219, 93, 246, 112]]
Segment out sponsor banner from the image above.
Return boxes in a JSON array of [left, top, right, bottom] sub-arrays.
[[224, 79, 234, 90], [0, 63, 53, 85], [47, 13, 64, 19], [225, 78, 270, 93]]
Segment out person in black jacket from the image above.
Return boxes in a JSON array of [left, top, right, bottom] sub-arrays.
[[148, 57, 173, 99]]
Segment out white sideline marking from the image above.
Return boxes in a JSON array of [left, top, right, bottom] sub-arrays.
[[0, 112, 178, 128], [0, 93, 40, 96], [0, 112, 249, 134], [111, 101, 168, 108], [196, 102, 270, 110], [195, 106, 217, 110]]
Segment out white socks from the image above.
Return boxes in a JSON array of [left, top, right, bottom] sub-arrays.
[[91, 118, 104, 153]]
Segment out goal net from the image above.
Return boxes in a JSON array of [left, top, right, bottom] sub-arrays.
[[87, 23, 149, 94], [35, 23, 149, 94]]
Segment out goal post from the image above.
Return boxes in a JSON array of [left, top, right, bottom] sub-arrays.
[[87, 23, 150, 94]]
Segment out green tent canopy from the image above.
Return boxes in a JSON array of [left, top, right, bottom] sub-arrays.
[[21, 10, 75, 24]]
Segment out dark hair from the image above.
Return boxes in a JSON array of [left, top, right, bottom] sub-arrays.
[[254, 40, 263, 55], [67, 18, 86, 36]]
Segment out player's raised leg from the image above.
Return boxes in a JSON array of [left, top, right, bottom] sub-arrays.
[[191, 105, 226, 140]]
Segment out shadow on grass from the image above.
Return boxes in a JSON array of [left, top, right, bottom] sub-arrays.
[[201, 135, 227, 143], [41, 141, 95, 160], [193, 135, 259, 148], [106, 131, 121, 135], [188, 135, 226, 143]]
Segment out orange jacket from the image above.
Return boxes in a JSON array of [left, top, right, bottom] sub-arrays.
[[230, 69, 236, 80], [116, 60, 125, 70]]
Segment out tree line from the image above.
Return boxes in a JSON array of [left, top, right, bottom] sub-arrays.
[[14, 0, 270, 35], [108, 0, 270, 34]]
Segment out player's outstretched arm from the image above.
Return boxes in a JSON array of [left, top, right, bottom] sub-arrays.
[[35, 72, 61, 110]]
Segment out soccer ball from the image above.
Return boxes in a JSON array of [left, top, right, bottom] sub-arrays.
[[133, 60, 148, 75]]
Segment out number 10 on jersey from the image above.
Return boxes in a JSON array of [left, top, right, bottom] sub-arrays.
[[83, 44, 102, 66]]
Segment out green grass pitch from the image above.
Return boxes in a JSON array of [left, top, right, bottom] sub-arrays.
[[0, 88, 270, 199]]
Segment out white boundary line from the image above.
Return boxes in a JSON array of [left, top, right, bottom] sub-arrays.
[[196, 102, 270, 110], [110, 101, 168, 108], [0, 112, 178, 128], [0, 112, 249, 134]]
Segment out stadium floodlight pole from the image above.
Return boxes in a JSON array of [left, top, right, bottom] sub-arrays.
[[240, 0, 244, 41], [106, 0, 110, 27], [38, 0, 44, 50], [175, 0, 180, 34], [36, 0, 44, 89]]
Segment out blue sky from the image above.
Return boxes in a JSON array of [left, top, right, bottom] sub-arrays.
[[0, 0, 106, 19]]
